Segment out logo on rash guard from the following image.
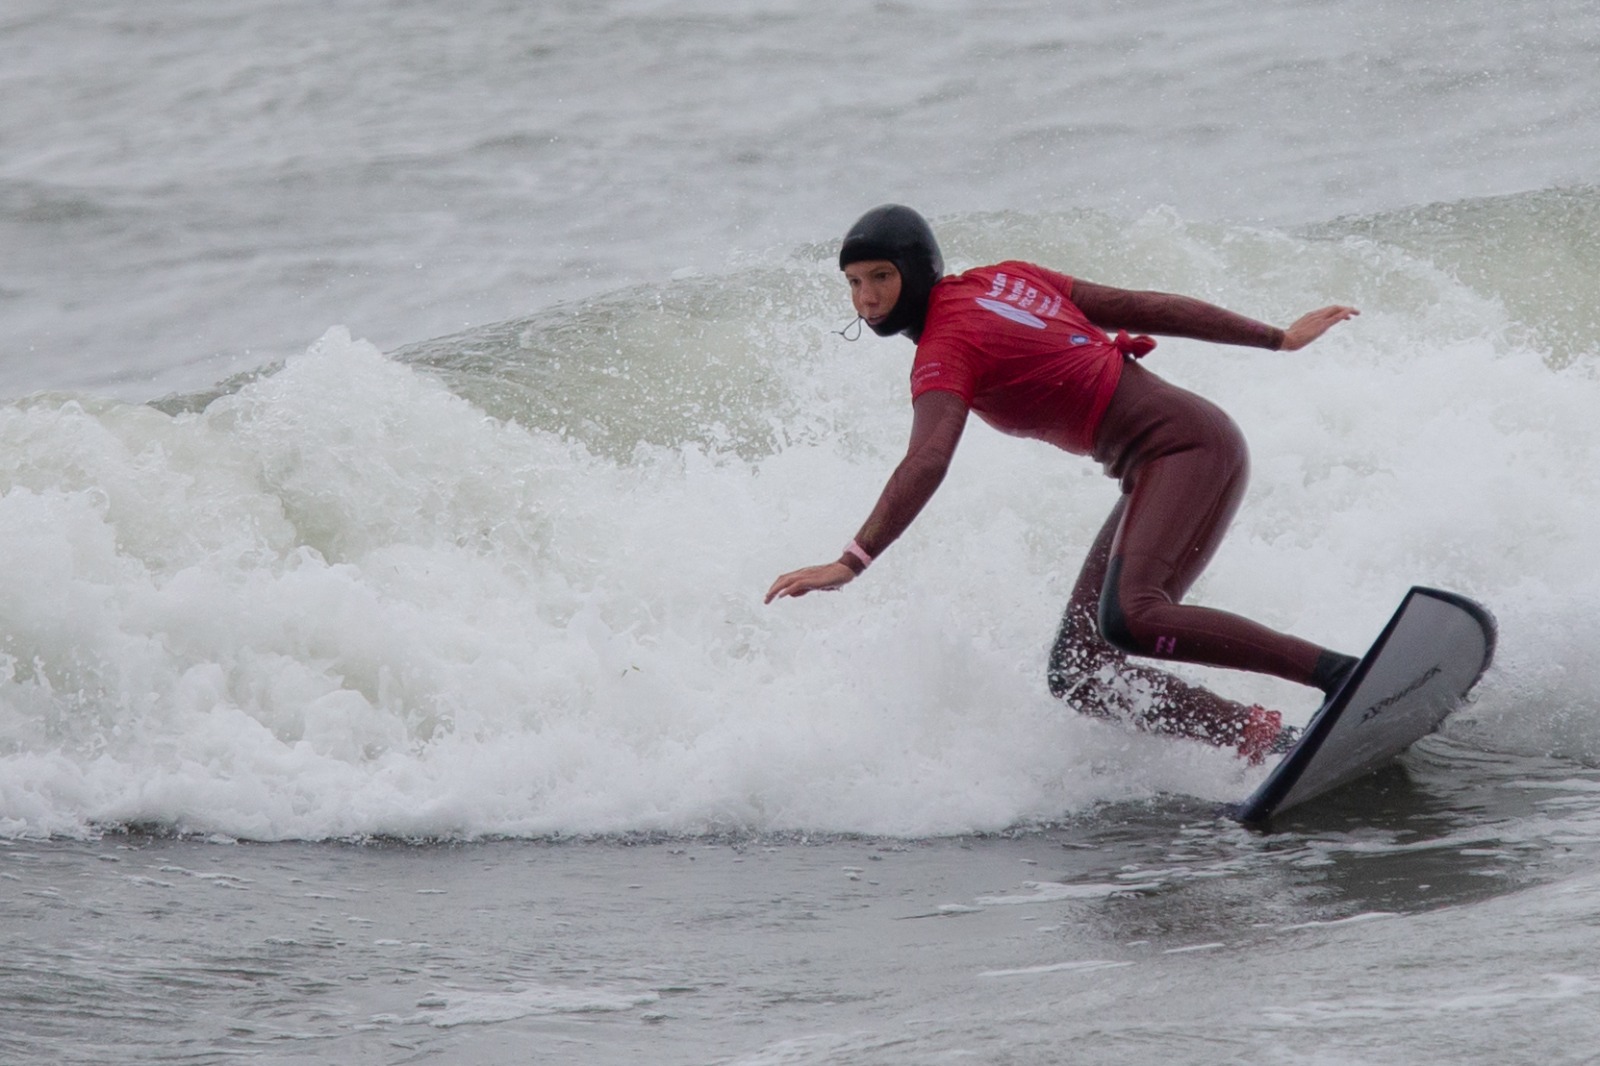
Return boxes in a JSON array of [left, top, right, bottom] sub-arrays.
[[1154, 636, 1178, 655], [976, 272, 1062, 330]]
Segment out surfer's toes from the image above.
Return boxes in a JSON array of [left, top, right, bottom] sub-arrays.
[[1237, 706, 1296, 765]]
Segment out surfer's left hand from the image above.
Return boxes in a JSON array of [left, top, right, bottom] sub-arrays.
[[1280, 306, 1360, 351]]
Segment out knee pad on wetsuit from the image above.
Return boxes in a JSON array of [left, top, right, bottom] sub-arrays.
[[1096, 556, 1144, 655]]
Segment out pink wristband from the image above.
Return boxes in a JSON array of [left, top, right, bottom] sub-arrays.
[[843, 540, 873, 570]]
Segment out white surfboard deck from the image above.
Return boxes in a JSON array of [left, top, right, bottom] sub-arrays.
[[1232, 587, 1496, 828]]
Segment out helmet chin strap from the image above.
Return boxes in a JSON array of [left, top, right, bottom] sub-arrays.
[[832, 315, 865, 341]]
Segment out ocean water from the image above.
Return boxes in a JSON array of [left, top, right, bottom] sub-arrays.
[[3, 1, 1600, 1062]]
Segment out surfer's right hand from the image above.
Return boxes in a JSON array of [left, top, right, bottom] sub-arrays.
[[765, 562, 856, 603]]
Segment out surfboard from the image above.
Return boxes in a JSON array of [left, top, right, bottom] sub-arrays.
[[1232, 586, 1496, 829]]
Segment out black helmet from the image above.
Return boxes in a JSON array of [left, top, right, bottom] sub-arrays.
[[838, 204, 944, 341]]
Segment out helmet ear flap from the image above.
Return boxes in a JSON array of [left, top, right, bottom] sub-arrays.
[[838, 205, 943, 340]]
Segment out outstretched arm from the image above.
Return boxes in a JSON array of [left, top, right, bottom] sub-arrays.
[[1070, 280, 1358, 351], [765, 389, 970, 603]]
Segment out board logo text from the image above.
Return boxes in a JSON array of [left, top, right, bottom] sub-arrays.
[[1359, 665, 1443, 724]]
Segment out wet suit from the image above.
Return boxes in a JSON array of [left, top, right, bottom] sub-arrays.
[[902, 262, 1353, 748]]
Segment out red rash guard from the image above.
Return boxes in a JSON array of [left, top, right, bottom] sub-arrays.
[[911, 262, 1128, 455], [910, 261, 1284, 453]]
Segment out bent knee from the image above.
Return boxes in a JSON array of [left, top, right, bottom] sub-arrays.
[[1097, 557, 1176, 657], [1097, 558, 1142, 654], [1097, 590, 1140, 655]]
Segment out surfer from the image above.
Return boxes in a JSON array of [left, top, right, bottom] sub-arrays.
[[765, 204, 1361, 762]]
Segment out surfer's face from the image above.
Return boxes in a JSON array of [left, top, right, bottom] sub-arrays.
[[844, 260, 901, 330]]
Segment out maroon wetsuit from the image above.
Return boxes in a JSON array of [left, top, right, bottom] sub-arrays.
[[907, 262, 1349, 746]]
